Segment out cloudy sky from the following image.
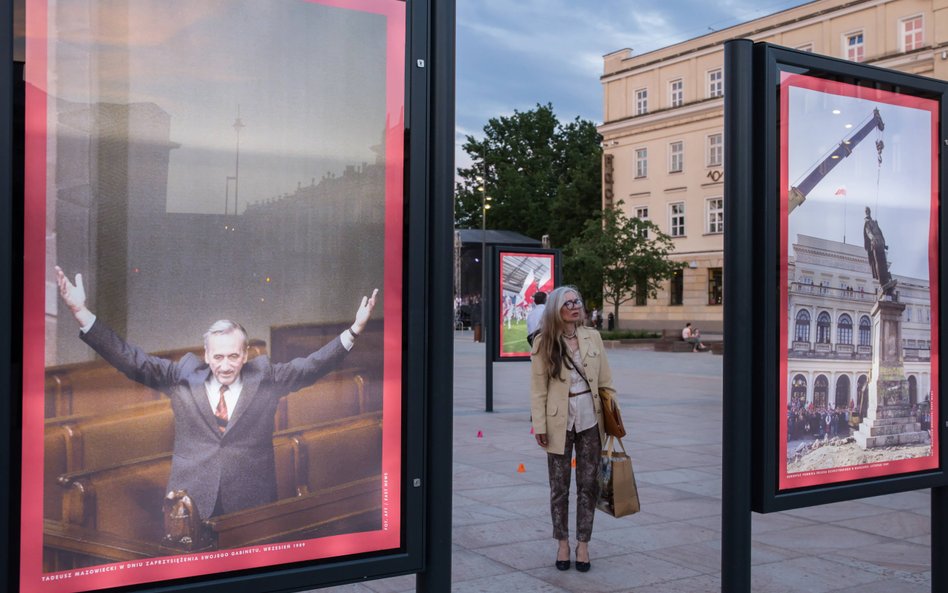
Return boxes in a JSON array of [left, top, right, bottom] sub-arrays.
[[455, 0, 813, 169]]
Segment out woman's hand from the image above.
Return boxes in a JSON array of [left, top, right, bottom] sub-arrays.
[[535, 433, 548, 448]]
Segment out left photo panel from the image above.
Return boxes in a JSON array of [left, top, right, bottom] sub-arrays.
[[20, 1, 406, 591]]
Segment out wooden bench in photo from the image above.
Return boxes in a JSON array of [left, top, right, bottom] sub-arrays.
[[273, 368, 376, 431]]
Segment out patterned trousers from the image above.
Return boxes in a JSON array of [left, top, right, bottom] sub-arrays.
[[547, 425, 601, 542]]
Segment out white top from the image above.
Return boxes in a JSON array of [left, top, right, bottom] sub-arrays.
[[566, 344, 597, 433], [526, 304, 545, 335]]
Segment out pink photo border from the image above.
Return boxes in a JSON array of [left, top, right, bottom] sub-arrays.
[[777, 72, 940, 491], [498, 252, 556, 359], [20, 0, 405, 590]]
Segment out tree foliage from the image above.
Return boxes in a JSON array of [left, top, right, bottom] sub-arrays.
[[454, 103, 602, 250], [566, 202, 682, 325]]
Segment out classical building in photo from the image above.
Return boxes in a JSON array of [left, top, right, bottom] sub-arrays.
[[787, 234, 932, 412], [599, 0, 948, 331]]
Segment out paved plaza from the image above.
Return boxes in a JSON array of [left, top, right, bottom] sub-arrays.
[[314, 332, 933, 592]]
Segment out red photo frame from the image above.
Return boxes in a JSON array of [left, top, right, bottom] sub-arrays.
[[20, 1, 405, 591], [496, 251, 556, 360], [778, 72, 940, 491]]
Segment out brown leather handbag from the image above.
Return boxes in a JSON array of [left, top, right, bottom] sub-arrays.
[[598, 387, 626, 438]]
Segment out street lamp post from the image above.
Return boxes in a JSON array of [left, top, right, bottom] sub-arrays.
[[478, 163, 491, 343]]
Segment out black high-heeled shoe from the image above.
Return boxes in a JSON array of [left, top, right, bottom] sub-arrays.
[[555, 544, 570, 571], [575, 546, 590, 572]]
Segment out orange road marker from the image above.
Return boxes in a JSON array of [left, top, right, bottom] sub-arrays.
[[517, 463, 526, 473]]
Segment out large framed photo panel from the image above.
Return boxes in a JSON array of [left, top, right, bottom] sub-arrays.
[[742, 44, 948, 512], [7, 0, 445, 591], [490, 248, 560, 362]]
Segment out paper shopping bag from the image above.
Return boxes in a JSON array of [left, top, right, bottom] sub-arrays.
[[596, 435, 640, 517]]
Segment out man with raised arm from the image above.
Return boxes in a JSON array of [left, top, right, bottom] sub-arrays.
[[54, 265, 378, 519]]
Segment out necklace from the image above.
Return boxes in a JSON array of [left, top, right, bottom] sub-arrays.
[[563, 329, 577, 339]]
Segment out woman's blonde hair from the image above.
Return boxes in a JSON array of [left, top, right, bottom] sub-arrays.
[[536, 285, 585, 381]]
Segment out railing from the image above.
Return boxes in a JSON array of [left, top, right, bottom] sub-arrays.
[[789, 281, 876, 302]]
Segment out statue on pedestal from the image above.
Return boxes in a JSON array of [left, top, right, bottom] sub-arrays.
[[863, 207, 896, 297]]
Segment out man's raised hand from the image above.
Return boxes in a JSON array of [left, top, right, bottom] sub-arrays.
[[54, 266, 95, 328], [351, 288, 379, 336]]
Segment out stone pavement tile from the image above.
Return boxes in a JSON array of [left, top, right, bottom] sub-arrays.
[[639, 495, 721, 521], [752, 512, 818, 534], [451, 547, 519, 582], [750, 541, 809, 565], [452, 500, 529, 527], [595, 520, 718, 553], [636, 467, 718, 486], [752, 556, 885, 593], [659, 477, 721, 499], [861, 490, 931, 512], [835, 510, 930, 540], [361, 574, 416, 593], [475, 539, 567, 571], [830, 539, 930, 573], [682, 514, 722, 533], [638, 483, 710, 504], [753, 522, 889, 553], [624, 573, 721, 593], [451, 570, 573, 593], [525, 553, 701, 592], [781, 499, 888, 522], [452, 462, 526, 490], [641, 539, 720, 574], [826, 577, 930, 593], [453, 516, 553, 549]]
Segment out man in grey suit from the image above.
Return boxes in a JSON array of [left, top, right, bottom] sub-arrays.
[[54, 266, 377, 519]]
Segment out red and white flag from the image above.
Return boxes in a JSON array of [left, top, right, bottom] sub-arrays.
[[834, 186, 847, 196]]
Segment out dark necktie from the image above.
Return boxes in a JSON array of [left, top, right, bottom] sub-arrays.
[[215, 385, 229, 433]]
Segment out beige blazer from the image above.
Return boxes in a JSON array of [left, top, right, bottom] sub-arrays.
[[530, 327, 614, 455]]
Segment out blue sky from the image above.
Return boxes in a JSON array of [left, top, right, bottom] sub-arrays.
[[455, 0, 813, 169]]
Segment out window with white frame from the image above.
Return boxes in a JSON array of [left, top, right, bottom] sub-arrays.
[[707, 68, 723, 98], [669, 202, 685, 237], [635, 88, 648, 115], [670, 79, 683, 108], [796, 43, 813, 52], [635, 148, 648, 178], [706, 197, 723, 234], [901, 15, 923, 52], [669, 141, 683, 173], [634, 205, 650, 238], [845, 31, 864, 62], [707, 133, 723, 167]]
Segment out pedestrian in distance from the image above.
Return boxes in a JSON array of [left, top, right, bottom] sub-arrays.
[[530, 285, 614, 573], [681, 322, 707, 352]]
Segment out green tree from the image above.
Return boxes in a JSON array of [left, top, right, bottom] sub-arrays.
[[454, 104, 601, 247], [566, 202, 681, 326]]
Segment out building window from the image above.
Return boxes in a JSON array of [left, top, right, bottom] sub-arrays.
[[901, 15, 923, 52], [708, 268, 722, 305], [816, 311, 831, 343], [669, 141, 683, 173], [635, 88, 648, 115], [845, 32, 864, 62], [795, 310, 811, 343], [859, 315, 871, 346], [669, 269, 683, 306], [634, 274, 648, 306], [707, 68, 723, 98], [634, 205, 649, 239], [837, 314, 853, 345], [635, 148, 648, 178], [669, 202, 685, 237], [669, 78, 683, 108], [706, 197, 723, 234], [796, 43, 814, 52], [707, 133, 723, 167]]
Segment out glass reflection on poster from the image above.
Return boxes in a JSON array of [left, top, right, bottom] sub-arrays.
[[779, 72, 939, 491], [21, 1, 405, 591], [498, 252, 556, 358]]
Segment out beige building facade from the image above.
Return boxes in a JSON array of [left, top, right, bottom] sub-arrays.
[[599, 0, 948, 332]]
